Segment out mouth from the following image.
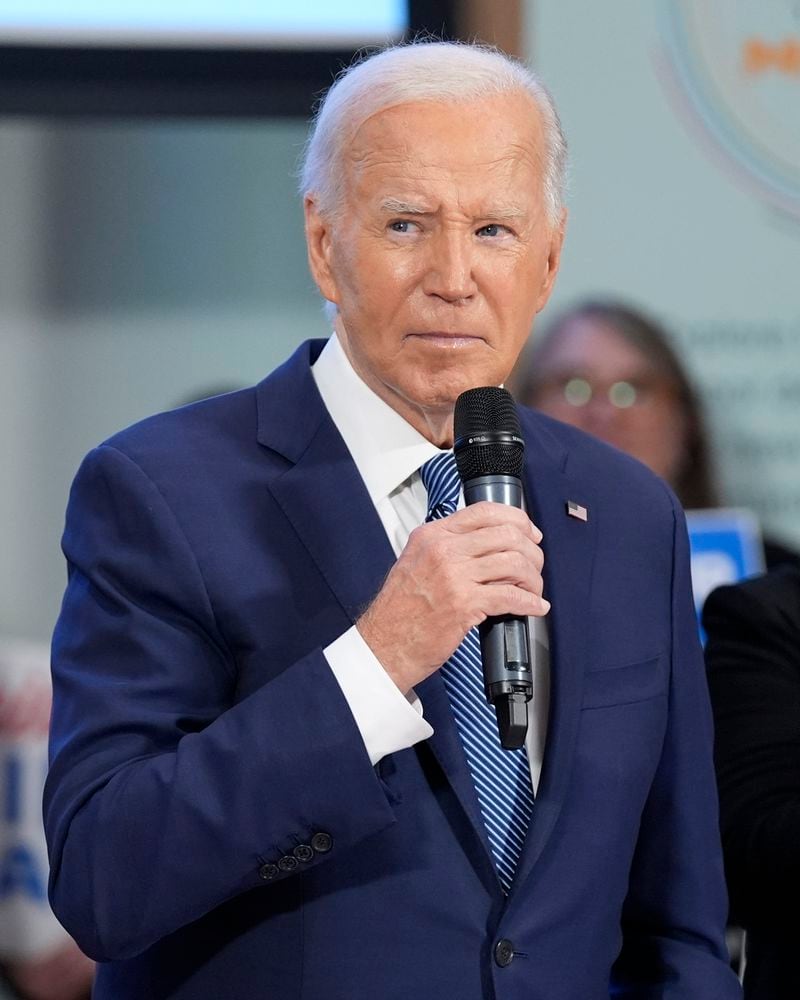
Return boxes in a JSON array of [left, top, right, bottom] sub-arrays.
[[406, 332, 485, 348]]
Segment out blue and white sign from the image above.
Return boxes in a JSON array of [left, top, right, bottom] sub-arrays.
[[0, 639, 71, 960], [686, 508, 766, 626]]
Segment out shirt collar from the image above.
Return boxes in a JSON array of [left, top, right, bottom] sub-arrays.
[[312, 333, 441, 506]]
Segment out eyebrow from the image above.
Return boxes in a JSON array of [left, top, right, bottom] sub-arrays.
[[379, 198, 527, 221], [380, 198, 432, 215]]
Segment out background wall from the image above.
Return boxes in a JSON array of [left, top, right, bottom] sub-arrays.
[[0, 119, 323, 639], [1, 0, 798, 640], [529, 0, 800, 539]]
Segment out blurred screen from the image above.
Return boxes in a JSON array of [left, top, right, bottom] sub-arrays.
[[0, 0, 407, 47]]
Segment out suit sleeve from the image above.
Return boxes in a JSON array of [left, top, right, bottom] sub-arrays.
[[611, 495, 742, 998], [44, 444, 397, 962], [704, 573, 800, 926]]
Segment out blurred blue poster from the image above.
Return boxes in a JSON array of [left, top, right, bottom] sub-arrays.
[[686, 508, 766, 631], [0, 639, 73, 961]]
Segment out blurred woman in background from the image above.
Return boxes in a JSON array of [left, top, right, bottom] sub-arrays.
[[513, 299, 797, 569], [513, 299, 717, 508]]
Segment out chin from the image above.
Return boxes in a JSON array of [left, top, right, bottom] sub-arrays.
[[407, 373, 493, 410]]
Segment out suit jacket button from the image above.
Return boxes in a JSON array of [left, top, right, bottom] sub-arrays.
[[278, 855, 299, 872], [259, 863, 279, 881], [293, 844, 314, 863], [494, 939, 515, 968], [311, 832, 333, 854]]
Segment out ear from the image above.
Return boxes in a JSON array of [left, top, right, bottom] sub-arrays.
[[534, 208, 568, 313], [304, 195, 340, 306]]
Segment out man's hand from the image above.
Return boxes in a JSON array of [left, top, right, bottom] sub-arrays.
[[357, 502, 548, 694]]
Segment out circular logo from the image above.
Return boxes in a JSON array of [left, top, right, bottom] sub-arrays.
[[658, 1, 800, 220]]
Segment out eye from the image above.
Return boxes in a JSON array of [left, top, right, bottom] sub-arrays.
[[608, 381, 638, 408], [563, 378, 592, 406], [388, 219, 418, 234], [476, 223, 510, 238]]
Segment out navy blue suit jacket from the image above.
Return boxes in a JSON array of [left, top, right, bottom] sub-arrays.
[[45, 340, 741, 999]]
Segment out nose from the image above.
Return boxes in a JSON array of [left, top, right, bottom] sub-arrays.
[[583, 393, 626, 432], [422, 230, 477, 303]]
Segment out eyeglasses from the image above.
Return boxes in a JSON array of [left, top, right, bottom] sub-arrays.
[[536, 376, 672, 410]]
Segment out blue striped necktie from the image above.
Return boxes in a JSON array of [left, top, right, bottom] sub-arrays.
[[420, 450, 534, 893]]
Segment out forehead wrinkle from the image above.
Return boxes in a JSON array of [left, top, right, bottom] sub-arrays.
[[377, 197, 528, 224], [347, 126, 541, 179], [341, 103, 546, 221], [479, 204, 528, 221]]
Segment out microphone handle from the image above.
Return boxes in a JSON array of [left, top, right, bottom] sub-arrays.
[[463, 475, 533, 750]]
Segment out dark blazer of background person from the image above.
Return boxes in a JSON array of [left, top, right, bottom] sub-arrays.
[[705, 567, 800, 1000], [42, 338, 741, 999]]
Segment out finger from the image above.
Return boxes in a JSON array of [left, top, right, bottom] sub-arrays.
[[475, 582, 551, 620], [441, 522, 545, 570], [468, 550, 544, 592], [439, 502, 544, 544]]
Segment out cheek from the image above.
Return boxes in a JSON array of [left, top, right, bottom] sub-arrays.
[[508, 245, 556, 305], [488, 254, 539, 302], [337, 248, 418, 315], [615, 411, 681, 477], [533, 396, 588, 427], [646, 418, 687, 479]]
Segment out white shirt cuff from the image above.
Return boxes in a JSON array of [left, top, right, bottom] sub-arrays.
[[325, 625, 434, 766]]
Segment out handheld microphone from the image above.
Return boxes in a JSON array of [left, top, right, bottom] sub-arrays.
[[453, 386, 532, 750]]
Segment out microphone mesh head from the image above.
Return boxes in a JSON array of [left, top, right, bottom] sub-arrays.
[[453, 387, 524, 480]]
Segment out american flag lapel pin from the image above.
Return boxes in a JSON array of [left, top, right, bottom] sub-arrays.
[[566, 500, 588, 522]]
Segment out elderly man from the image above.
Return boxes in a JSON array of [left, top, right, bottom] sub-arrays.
[[45, 41, 741, 999]]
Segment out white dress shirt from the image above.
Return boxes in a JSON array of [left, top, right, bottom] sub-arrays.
[[313, 333, 550, 792]]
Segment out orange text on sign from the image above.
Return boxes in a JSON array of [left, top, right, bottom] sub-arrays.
[[743, 38, 800, 75]]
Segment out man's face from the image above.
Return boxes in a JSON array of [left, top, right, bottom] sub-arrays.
[[305, 92, 565, 443]]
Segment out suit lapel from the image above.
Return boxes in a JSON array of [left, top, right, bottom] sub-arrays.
[[416, 671, 502, 890], [270, 420, 396, 625], [507, 412, 598, 903], [256, 340, 395, 624]]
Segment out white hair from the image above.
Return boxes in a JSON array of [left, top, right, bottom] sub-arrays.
[[299, 39, 568, 227]]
